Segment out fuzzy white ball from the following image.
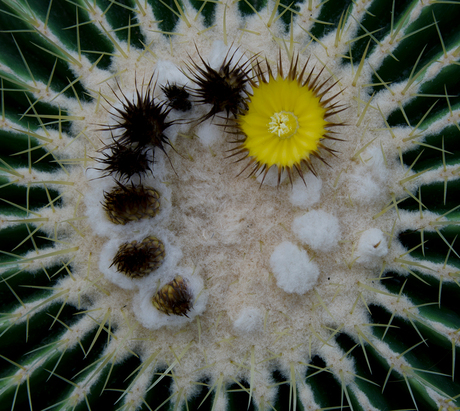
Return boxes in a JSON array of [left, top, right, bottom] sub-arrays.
[[196, 121, 222, 147], [356, 228, 388, 267], [347, 171, 386, 206], [292, 210, 341, 251], [346, 146, 390, 206], [289, 174, 322, 208], [155, 59, 189, 89], [269, 242, 320, 294]]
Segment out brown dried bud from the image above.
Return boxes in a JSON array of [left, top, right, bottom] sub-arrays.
[[111, 236, 165, 278], [103, 183, 160, 225], [151, 276, 193, 317]]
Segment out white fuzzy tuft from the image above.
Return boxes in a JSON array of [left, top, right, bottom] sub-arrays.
[[155, 59, 189, 89], [233, 307, 264, 335], [347, 171, 385, 205], [292, 210, 341, 251], [356, 228, 388, 267], [269, 242, 320, 294], [346, 146, 389, 205], [289, 174, 322, 208], [207, 40, 246, 72], [364, 146, 389, 181], [196, 121, 222, 147]]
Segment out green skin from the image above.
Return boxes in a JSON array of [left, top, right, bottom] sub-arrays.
[[0, 0, 460, 410]]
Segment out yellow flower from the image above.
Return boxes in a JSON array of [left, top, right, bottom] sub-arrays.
[[234, 57, 344, 183]]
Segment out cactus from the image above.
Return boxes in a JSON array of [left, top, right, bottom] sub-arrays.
[[1, 0, 460, 410]]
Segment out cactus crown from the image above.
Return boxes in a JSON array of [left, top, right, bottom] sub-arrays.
[[0, 1, 460, 411]]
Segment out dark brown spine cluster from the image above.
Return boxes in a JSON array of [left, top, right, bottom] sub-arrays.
[[151, 276, 193, 317], [95, 75, 175, 186], [104, 76, 174, 151], [102, 183, 160, 225], [111, 236, 165, 278], [161, 82, 192, 112], [95, 140, 152, 182], [183, 48, 255, 123]]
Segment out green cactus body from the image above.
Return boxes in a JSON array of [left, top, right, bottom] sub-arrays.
[[0, 1, 459, 410]]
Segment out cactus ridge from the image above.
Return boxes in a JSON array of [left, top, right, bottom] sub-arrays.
[[0, 1, 460, 411]]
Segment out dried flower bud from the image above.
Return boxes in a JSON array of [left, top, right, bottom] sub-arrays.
[[103, 183, 160, 225], [151, 276, 193, 317], [111, 236, 165, 278]]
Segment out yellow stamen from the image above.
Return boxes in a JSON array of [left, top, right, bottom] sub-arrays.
[[268, 111, 299, 139]]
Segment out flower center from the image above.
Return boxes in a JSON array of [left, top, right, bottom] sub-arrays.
[[267, 111, 299, 139]]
